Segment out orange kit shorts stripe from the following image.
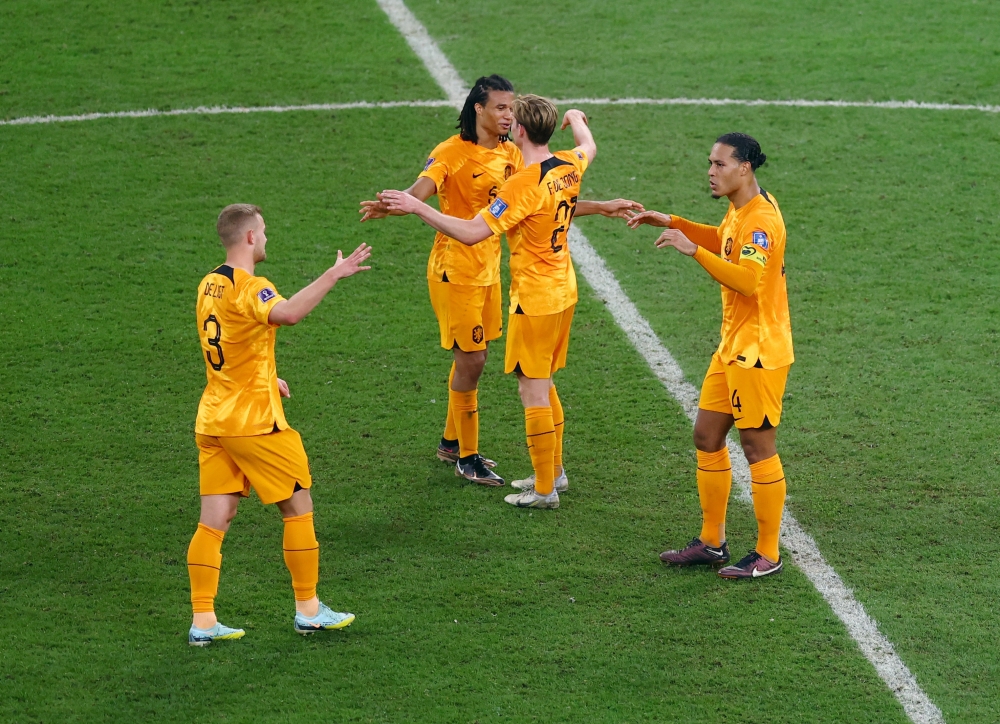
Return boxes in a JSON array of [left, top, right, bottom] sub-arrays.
[[504, 305, 575, 379], [196, 427, 312, 505], [428, 279, 502, 352], [698, 352, 790, 429]]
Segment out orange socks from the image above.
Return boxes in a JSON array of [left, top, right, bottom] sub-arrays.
[[697, 448, 732, 548], [549, 385, 564, 471], [282, 512, 320, 602], [750, 455, 786, 561], [450, 388, 479, 458], [442, 362, 458, 444], [525, 406, 556, 494], [188, 523, 224, 614]]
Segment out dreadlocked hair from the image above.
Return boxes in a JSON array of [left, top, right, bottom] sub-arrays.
[[457, 75, 515, 143], [716, 132, 767, 170]]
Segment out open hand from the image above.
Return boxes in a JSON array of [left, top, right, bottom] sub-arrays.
[[380, 190, 422, 215], [654, 229, 697, 256], [359, 197, 390, 222], [600, 199, 645, 219], [627, 210, 672, 229], [331, 242, 373, 279]]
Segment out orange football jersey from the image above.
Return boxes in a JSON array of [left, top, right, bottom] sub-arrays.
[[480, 148, 589, 316], [419, 135, 523, 286], [713, 190, 794, 369], [194, 265, 288, 436]]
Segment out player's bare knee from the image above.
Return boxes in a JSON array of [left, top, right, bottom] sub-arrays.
[[693, 426, 726, 453]]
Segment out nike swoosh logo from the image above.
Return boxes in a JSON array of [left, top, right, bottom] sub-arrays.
[[472, 172, 485, 178], [751, 566, 774, 578], [706, 549, 725, 557]]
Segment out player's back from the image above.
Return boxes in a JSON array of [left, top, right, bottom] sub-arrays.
[[195, 264, 288, 436], [483, 148, 590, 316]]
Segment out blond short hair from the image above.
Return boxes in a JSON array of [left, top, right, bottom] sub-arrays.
[[512, 94, 558, 146], [216, 203, 262, 247]]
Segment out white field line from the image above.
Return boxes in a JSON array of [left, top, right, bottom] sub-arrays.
[[570, 230, 943, 723], [4, 95, 999, 128], [379, 1, 946, 723], [0, 100, 455, 127]]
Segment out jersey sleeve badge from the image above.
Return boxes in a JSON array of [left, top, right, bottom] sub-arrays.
[[751, 231, 770, 250], [488, 198, 509, 218], [258, 287, 277, 303], [741, 244, 768, 267], [423, 157, 435, 171]]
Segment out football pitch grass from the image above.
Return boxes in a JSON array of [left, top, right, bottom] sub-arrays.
[[2, 1, 999, 722]]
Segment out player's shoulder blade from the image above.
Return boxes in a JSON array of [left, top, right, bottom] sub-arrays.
[[199, 264, 236, 306]]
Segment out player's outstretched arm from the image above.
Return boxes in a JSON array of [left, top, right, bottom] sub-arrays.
[[561, 109, 597, 163], [268, 243, 373, 326], [359, 177, 437, 222], [627, 210, 672, 228], [379, 190, 493, 246], [576, 199, 645, 218], [630, 211, 721, 252]]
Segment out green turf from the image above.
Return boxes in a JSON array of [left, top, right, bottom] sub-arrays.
[[0, 109, 907, 722], [409, 0, 1000, 105], [0, 0, 442, 120], [3, 0, 999, 721]]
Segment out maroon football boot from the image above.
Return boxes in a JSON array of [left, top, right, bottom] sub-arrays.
[[659, 537, 731, 566], [717, 550, 783, 579]]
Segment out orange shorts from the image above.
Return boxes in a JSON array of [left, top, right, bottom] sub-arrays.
[[504, 305, 575, 379], [196, 427, 312, 505], [428, 280, 502, 352], [699, 352, 790, 429]]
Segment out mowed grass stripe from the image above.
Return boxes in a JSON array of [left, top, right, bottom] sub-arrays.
[[0, 108, 909, 723]]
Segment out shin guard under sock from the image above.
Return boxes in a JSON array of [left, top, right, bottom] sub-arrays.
[[697, 448, 732, 548], [442, 362, 458, 444], [525, 406, 556, 495], [450, 388, 479, 459], [282, 512, 320, 602], [750, 455, 786, 561], [549, 385, 564, 471], [188, 523, 225, 614]]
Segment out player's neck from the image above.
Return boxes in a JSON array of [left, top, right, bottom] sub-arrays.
[[224, 250, 256, 275], [728, 179, 761, 210], [520, 142, 552, 167], [474, 126, 501, 150]]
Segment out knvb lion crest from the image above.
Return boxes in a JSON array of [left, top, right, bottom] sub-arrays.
[[472, 325, 485, 344], [725, 238, 734, 256]]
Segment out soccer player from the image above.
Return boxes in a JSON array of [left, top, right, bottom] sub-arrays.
[[627, 133, 793, 578], [187, 203, 372, 645], [360, 78, 639, 489], [381, 95, 624, 509], [359, 75, 519, 487]]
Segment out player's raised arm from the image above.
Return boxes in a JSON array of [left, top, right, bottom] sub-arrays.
[[359, 177, 437, 222], [379, 190, 493, 246], [560, 109, 596, 163], [268, 243, 372, 326]]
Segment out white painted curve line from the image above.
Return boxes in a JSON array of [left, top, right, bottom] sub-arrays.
[[375, 0, 467, 108], [556, 96, 1000, 114], [569, 227, 944, 724], [380, 0, 945, 721], [0, 100, 455, 127]]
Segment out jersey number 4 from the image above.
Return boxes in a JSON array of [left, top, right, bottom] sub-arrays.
[[203, 314, 225, 371], [550, 196, 578, 254]]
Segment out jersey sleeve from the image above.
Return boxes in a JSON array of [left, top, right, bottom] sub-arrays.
[[479, 172, 538, 235], [241, 276, 286, 326], [670, 216, 722, 253], [418, 139, 464, 191], [735, 225, 776, 270], [570, 147, 590, 176]]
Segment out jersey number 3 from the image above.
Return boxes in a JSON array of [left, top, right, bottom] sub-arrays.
[[203, 314, 225, 371]]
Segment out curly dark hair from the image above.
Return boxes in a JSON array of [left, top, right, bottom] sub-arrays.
[[457, 75, 515, 143]]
